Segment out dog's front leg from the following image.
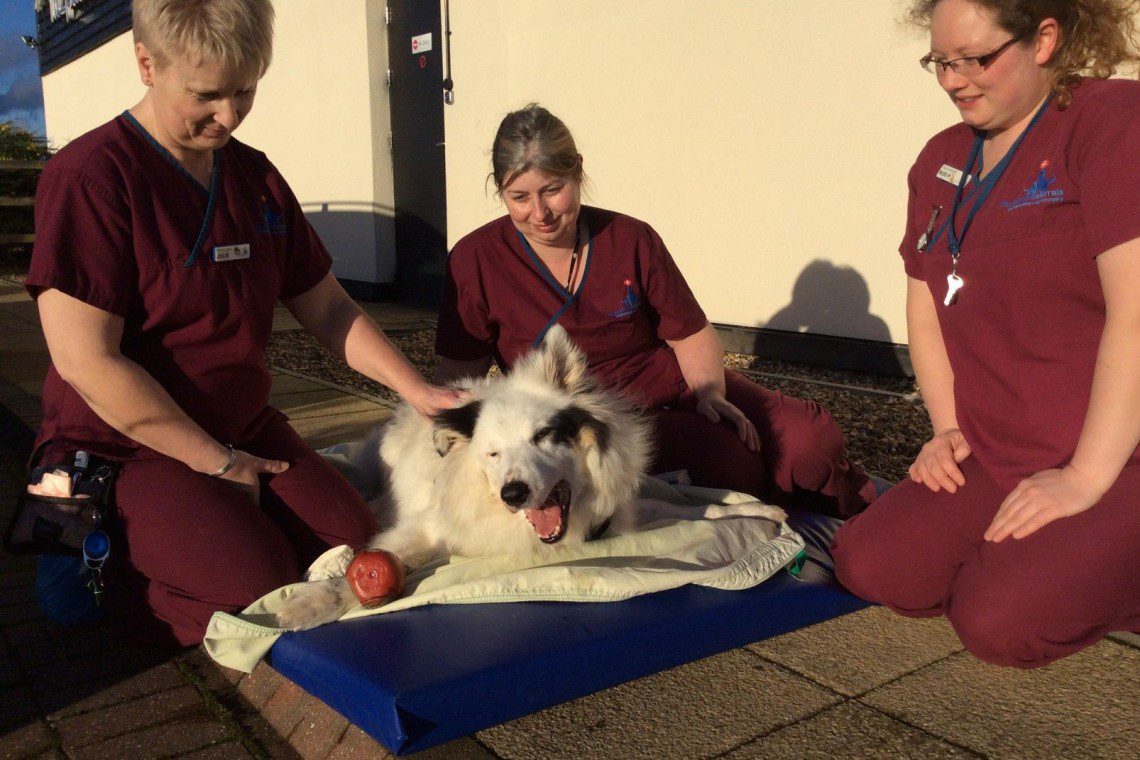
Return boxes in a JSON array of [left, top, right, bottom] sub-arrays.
[[276, 577, 355, 631], [369, 526, 444, 572]]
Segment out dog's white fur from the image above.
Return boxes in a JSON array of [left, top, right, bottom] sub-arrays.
[[276, 326, 785, 630]]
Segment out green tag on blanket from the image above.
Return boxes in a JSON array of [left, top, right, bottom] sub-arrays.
[[787, 548, 808, 578]]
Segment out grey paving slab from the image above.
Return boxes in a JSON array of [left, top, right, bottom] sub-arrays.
[[860, 640, 1139, 759], [269, 372, 331, 395], [476, 648, 841, 760], [748, 605, 964, 696], [1110, 631, 1140, 648], [286, 407, 393, 450], [272, 390, 386, 420], [724, 700, 979, 759], [0, 718, 56, 758], [0, 299, 39, 325], [1, 354, 50, 384]]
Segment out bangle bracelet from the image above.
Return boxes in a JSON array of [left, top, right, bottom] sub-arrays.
[[208, 445, 238, 478]]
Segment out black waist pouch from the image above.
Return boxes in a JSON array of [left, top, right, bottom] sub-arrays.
[[3, 445, 119, 557]]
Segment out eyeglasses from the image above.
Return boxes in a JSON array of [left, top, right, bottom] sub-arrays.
[[919, 36, 1023, 77]]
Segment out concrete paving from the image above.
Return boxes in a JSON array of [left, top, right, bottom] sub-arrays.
[[0, 279, 1136, 759]]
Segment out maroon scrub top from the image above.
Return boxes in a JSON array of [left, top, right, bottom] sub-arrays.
[[437, 207, 708, 407], [26, 114, 332, 458], [899, 77, 1140, 487]]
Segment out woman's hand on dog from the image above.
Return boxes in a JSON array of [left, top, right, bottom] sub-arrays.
[[217, 450, 289, 505], [696, 392, 760, 453], [406, 383, 472, 417], [908, 428, 971, 493]]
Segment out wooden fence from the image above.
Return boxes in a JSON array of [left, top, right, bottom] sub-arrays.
[[0, 159, 45, 246]]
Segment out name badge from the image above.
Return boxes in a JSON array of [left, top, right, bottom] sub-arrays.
[[212, 244, 251, 263], [936, 164, 971, 187]]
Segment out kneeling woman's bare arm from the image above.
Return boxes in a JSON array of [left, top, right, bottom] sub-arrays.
[[667, 322, 759, 452], [986, 236, 1140, 542], [37, 288, 286, 501], [283, 272, 465, 416]]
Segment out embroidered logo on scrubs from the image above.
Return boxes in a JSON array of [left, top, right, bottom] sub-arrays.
[[607, 280, 640, 319], [254, 196, 288, 235], [1000, 160, 1064, 210]]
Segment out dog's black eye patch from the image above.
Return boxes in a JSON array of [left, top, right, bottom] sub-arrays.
[[540, 406, 610, 453], [433, 400, 482, 439]]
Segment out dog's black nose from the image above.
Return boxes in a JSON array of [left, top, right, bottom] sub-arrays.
[[500, 481, 530, 507]]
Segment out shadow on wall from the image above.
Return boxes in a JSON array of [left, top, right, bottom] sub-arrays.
[[767, 259, 893, 342], [750, 259, 907, 376], [302, 202, 447, 306]]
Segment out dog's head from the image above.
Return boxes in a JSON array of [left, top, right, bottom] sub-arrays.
[[431, 326, 642, 544]]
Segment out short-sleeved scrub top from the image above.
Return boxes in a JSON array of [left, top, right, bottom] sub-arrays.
[[436, 206, 709, 408], [26, 113, 332, 458], [899, 77, 1140, 487]]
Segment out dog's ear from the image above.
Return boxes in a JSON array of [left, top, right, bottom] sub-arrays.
[[543, 405, 610, 454], [432, 400, 481, 456], [530, 325, 592, 395]]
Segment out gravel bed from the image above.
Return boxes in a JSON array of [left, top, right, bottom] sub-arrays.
[[267, 329, 930, 482]]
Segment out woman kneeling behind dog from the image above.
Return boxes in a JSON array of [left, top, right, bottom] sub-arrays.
[[434, 105, 879, 520]]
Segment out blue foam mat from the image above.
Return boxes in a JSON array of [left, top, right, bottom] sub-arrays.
[[268, 572, 868, 755]]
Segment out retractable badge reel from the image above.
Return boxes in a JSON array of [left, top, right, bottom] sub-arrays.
[[82, 529, 110, 607]]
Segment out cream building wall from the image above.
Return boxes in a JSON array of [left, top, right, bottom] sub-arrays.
[[39, 0, 394, 285], [442, 0, 960, 344], [44, 2, 1126, 345]]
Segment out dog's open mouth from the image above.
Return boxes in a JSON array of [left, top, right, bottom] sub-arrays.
[[523, 480, 571, 544]]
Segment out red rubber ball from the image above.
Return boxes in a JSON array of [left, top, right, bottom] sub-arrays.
[[347, 550, 406, 607]]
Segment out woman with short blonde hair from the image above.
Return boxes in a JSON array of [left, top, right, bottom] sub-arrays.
[[25, 0, 460, 645]]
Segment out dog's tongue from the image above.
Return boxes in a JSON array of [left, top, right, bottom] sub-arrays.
[[524, 504, 563, 538]]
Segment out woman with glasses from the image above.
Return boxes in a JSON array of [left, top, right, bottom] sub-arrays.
[[434, 104, 881, 519], [832, 0, 1140, 668]]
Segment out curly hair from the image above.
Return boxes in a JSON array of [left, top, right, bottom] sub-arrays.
[[907, 1, 1140, 107]]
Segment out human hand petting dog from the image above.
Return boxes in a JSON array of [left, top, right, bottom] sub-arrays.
[[405, 382, 471, 417], [696, 392, 760, 453], [909, 428, 971, 493], [984, 465, 1102, 542]]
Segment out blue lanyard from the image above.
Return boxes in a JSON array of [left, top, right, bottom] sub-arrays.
[[935, 95, 1052, 261], [516, 223, 592, 348]]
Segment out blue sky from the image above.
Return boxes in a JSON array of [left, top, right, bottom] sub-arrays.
[[0, 0, 46, 135]]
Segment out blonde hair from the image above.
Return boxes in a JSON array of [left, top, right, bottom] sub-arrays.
[[133, 0, 275, 80], [908, 0, 1140, 107], [489, 104, 584, 197]]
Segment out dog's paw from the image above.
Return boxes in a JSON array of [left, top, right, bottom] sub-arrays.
[[304, 545, 355, 581], [759, 504, 787, 524], [275, 578, 352, 631]]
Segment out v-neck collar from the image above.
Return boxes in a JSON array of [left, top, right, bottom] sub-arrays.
[[120, 110, 217, 195], [515, 215, 595, 302], [120, 110, 223, 267]]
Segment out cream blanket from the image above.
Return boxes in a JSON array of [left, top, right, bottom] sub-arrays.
[[204, 480, 805, 673]]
